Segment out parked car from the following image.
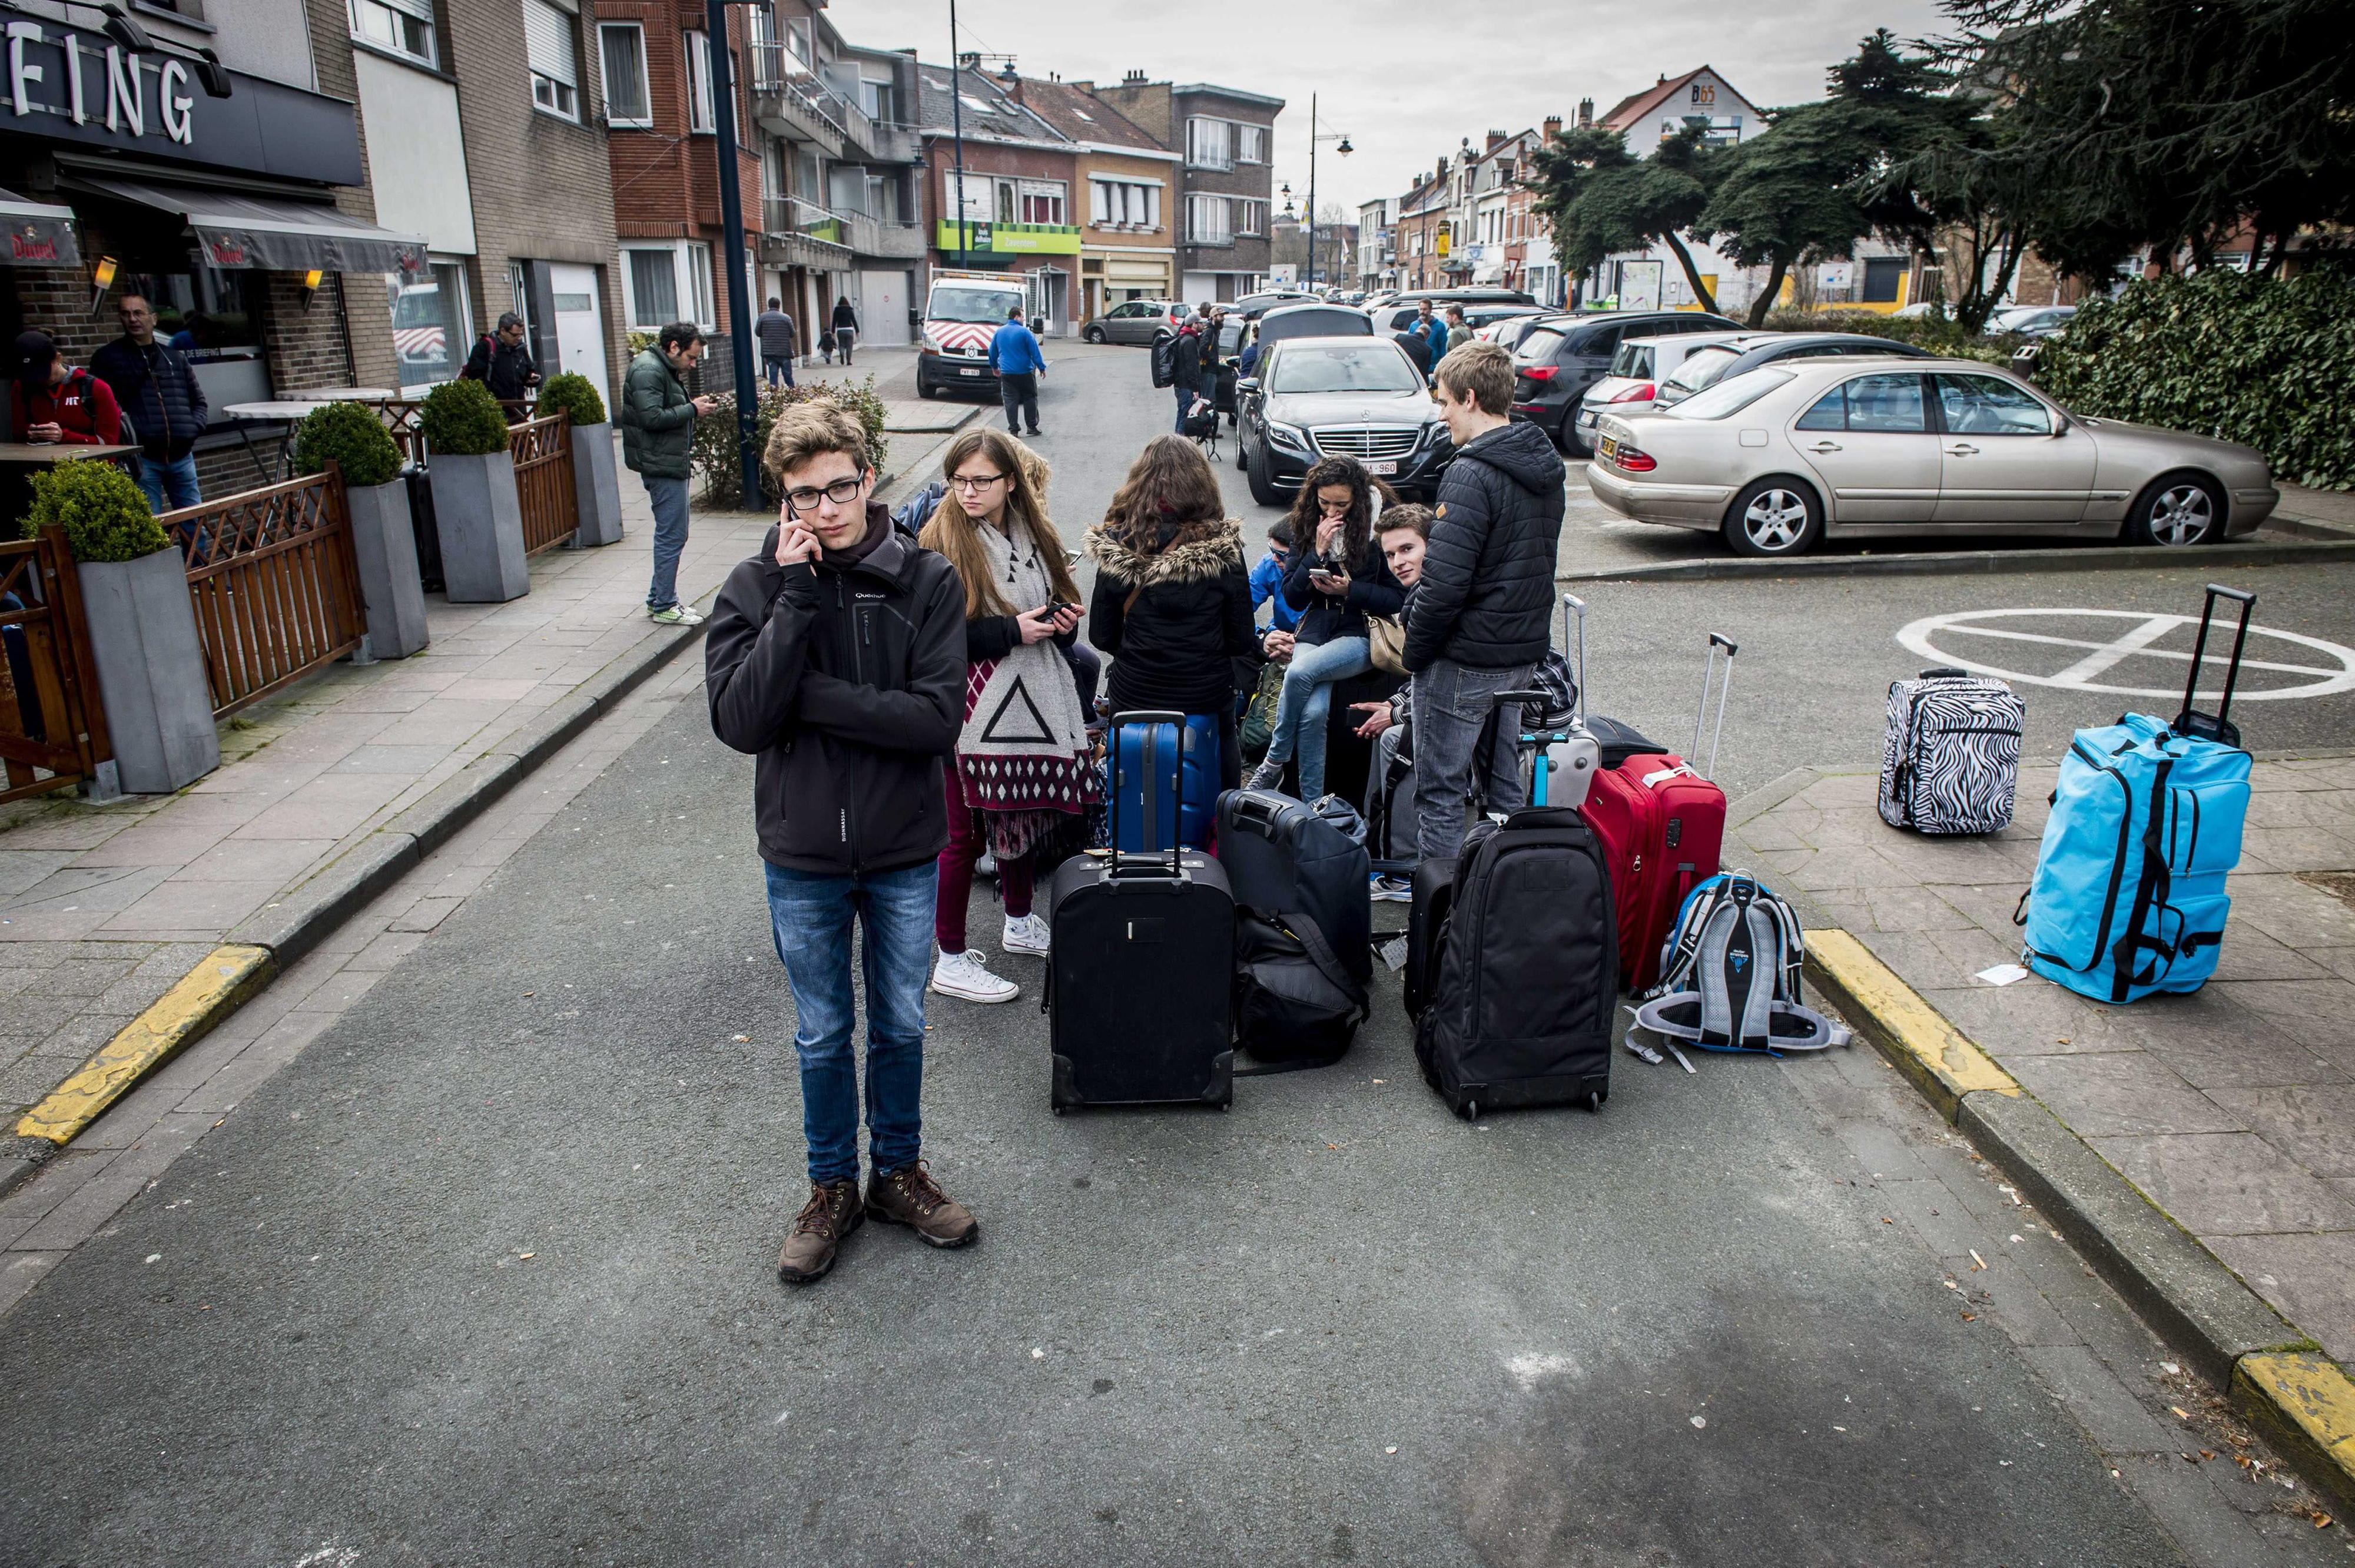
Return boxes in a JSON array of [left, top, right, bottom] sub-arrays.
[[1229, 289, 1319, 315], [1487, 312, 1567, 356], [1371, 300, 1544, 336], [1085, 300, 1190, 345], [1586, 357, 2280, 558], [1992, 305, 2077, 339], [1235, 335, 1454, 506], [1649, 333, 1934, 412], [1510, 309, 1743, 454], [1252, 303, 1375, 346], [1572, 331, 1751, 447]]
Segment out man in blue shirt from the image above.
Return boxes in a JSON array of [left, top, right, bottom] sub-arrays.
[[1249, 518, 1301, 634], [988, 306, 1047, 437]]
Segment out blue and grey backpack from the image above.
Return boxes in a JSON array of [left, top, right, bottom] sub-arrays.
[[2016, 587, 2256, 1005], [1632, 873, 1843, 1055]]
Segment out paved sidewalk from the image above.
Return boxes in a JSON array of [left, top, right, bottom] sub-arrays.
[[1734, 757, 2355, 1367], [0, 458, 773, 1145]]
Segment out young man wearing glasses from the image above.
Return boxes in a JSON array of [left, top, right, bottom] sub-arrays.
[[705, 402, 975, 1286]]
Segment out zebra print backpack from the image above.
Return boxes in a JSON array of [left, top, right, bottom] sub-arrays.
[[1878, 668, 2025, 834]]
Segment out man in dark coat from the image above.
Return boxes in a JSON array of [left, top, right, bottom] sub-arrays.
[[91, 293, 208, 512], [1402, 340, 1565, 860], [463, 312, 542, 416], [1170, 316, 1203, 434]]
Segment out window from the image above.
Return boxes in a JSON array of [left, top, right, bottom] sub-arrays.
[[525, 0, 580, 120], [1090, 180, 1160, 230], [626, 248, 678, 327], [1666, 367, 1795, 421], [1186, 117, 1232, 170], [1235, 123, 1266, 164], [1018, 180, 1066, 226], [387, 260, 471, 394], [1268, 344, 1420, 395], [599, 22, 651, 125], [687, 243, 716, 329], [1236, 199, 1268, 236], [1187, 194, 1232, 244], [1824, 372, 1928, 433], [1935, 373, 2052, 436], [351, 0, 436, 67], [686, 31, 716, 133]]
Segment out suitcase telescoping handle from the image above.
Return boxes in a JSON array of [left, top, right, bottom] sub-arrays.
[[1692, 634, 1737, 783], [1477, 688, 1560, 808], [1107, 709, 1190, 882], [1563, 592, 1588, 726], [2175, 584, 2256, 747]]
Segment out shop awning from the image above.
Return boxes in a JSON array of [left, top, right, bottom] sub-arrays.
[[68, 175, 426, 274], [0, 187, 82, 267]]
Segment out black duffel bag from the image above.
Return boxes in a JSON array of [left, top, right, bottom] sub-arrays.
[[1235, 910, 1366, 1071]]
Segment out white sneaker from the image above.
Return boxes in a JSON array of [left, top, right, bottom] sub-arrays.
[[1371, 874, 1412, 903], [1001, 912, 1052, 956], [930, 949, 1019, 1003]]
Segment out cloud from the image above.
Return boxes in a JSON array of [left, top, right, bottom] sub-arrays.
[[843, 0, 1946, 211]]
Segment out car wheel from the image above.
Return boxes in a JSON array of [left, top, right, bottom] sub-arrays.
[[1083, 325, 1106, 344], [1235, 436, 1249, 472], [2125, 472, 2224, 546], [1246, 443, 1282, 507], [1723, 478, 1823, 558], [917, 380, 938, 400]]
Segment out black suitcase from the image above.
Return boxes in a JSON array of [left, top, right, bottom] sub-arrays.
[[1217, 789, 1372, 1069], [1411, 689, 1618, 1118], [1403, 854, 1455, 1020], [1044, 711, 1236, 1112]]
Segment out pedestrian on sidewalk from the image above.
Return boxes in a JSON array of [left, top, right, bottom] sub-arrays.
[[1444, 305, 1474, 352], [818, 329, 837, 365], [989, 305, 1046, 437], [462, 312, 542, 420], [91, 293, 207, 513], [1170, 313, 1204, 435], [918, 429, 1092, 1005], [11, 331, 122, 449], [1405, 340, 1564, 860], [619, 322, 718, 626], [705, 401, 974, 1287], [831, 296, 860, 364], [1086, 436, 1257, 792], [1409, 299, 1446, 369], [755, 297, 797, 389]]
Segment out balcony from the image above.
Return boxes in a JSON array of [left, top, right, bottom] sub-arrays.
[[748, 44, 917, 164], [842, 210, 926, 260], [761, 195, 853, 268]]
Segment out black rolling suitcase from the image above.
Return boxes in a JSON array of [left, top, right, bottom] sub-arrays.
[[1411, 689, 1618, 1118], [1216, 788, 1372, 1069], [1044, 711, 1236, 1112]]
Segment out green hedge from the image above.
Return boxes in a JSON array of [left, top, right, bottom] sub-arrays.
[[419, 377, 512, 456], [537, 370, 606, 428], [24, 459, 171, 563], [2035, 270, 2355, 490], [691, 379, 890, 510], [294, 401, 402, 488]]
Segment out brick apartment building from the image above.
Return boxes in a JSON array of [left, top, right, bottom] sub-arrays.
[[1086, 75, 1282, 305], [1393, 162, 1453, 291], [1013, 76, 1182, 319], [914, 61, 1084, 333]]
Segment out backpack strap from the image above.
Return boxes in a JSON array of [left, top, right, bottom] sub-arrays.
[[1235, 909, 1368, 1077]]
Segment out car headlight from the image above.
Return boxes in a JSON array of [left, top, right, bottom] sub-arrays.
[[1417, 421, 1449, 449], [1267, 422, 1309, 453], [918, 333, 941, 356]]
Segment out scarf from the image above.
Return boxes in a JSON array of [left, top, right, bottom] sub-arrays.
[[955, 516, 1097, 860]]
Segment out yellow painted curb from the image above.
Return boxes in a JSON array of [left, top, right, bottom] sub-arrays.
[[2235, 1351, 2355, 1512], [1803, 929, 2019, 1123], [14, 944, 276, 1145]]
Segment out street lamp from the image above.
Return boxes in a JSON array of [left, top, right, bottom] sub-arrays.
[[1301, 94, 1351, 293], [704, 0, 763, 510]]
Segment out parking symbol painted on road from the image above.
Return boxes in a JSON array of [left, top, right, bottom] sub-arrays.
[[1897, 608, 2355, 702]]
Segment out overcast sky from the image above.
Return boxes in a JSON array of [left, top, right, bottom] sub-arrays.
[[845, 0, 1948, 214]]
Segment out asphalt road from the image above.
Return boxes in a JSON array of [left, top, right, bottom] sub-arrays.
[[1, 343, 2347, 1566]]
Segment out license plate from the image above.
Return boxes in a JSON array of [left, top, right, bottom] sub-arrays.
[[1577, 411, 1598, 429], [1364, 459, 1398, 476], [1598, 435, 1620, 461], [958, 368, 980, 377]]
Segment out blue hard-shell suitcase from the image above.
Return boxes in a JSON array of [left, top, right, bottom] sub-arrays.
[[1112, 711, 1219, 852]]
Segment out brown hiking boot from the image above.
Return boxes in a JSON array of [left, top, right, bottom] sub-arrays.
[[776, 1179, 863, 1285], [867, 1162, 978, 1248]]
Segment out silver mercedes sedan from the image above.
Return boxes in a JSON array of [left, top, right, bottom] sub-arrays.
[[1586, 357, 2280, 558]]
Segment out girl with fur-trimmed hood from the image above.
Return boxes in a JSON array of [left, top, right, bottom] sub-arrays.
[[1085, 435, 1259, 791]]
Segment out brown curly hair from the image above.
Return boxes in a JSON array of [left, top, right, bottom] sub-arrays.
[[1102, 435, 1228, 555]]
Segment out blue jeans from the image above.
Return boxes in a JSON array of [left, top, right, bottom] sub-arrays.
[[763, 354, 793, 389], [137, 453, 201, 514], [1412, 657, 1535, 862], [643, 474, 690, 611], [1262, 635, 1370, 801], [1175, 382, 1197, 433], [764, 859, 938, 1187]]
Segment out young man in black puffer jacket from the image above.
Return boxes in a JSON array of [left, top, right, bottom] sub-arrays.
[[1402, 340, 1565, 860]]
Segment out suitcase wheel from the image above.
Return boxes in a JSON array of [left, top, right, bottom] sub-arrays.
[[1584, 1090, 1604, 1114], [1458, 1100, 1479, 1122], [1052, 1105, 1066, 1116]]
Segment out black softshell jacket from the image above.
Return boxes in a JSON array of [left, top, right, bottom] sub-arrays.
[[705, 509, 966, 874], [1404, 420, 1565, 671]]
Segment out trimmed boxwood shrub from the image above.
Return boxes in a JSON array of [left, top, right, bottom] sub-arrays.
[[2035, 269, 2355, 491], [24, 458, 171, 562], [419, 377, 512, 456], [691, 379, 890, 510], [293, 400, 402, 488], [537, 370, 607, 428]]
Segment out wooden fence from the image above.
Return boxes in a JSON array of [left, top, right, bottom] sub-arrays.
[[163, 469, 367, 718], [509, 413, 578, 555], [380, 398, 536, 466], [0, 527, 108, 805]]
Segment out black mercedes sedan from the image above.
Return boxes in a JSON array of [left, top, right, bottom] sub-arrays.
[[1235, 335, 1454, 505]]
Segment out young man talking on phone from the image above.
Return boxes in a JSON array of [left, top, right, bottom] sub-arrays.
[[705, 403, 976, 1285]]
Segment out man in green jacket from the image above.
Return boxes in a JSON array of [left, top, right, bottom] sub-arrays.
[[622, 322, 719, 625]]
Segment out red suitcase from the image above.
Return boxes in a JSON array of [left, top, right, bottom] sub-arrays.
[[1575, 630, 1737, 991]]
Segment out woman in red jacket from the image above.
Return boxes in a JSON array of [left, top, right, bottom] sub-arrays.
[[12, 331, 124, 446]]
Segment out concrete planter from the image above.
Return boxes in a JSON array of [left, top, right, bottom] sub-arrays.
[[77, 545, 219, 794], [569, 422, 624, 547], [344, 479, 430, 658], [429, 449, 529, 603]]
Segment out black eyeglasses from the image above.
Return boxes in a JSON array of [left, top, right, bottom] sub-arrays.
[[948, 473, 1009, 492], [784, 475, 868, 513]]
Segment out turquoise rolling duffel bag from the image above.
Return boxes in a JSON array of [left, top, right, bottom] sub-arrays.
[[2018, 586, 2255, 1004]]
